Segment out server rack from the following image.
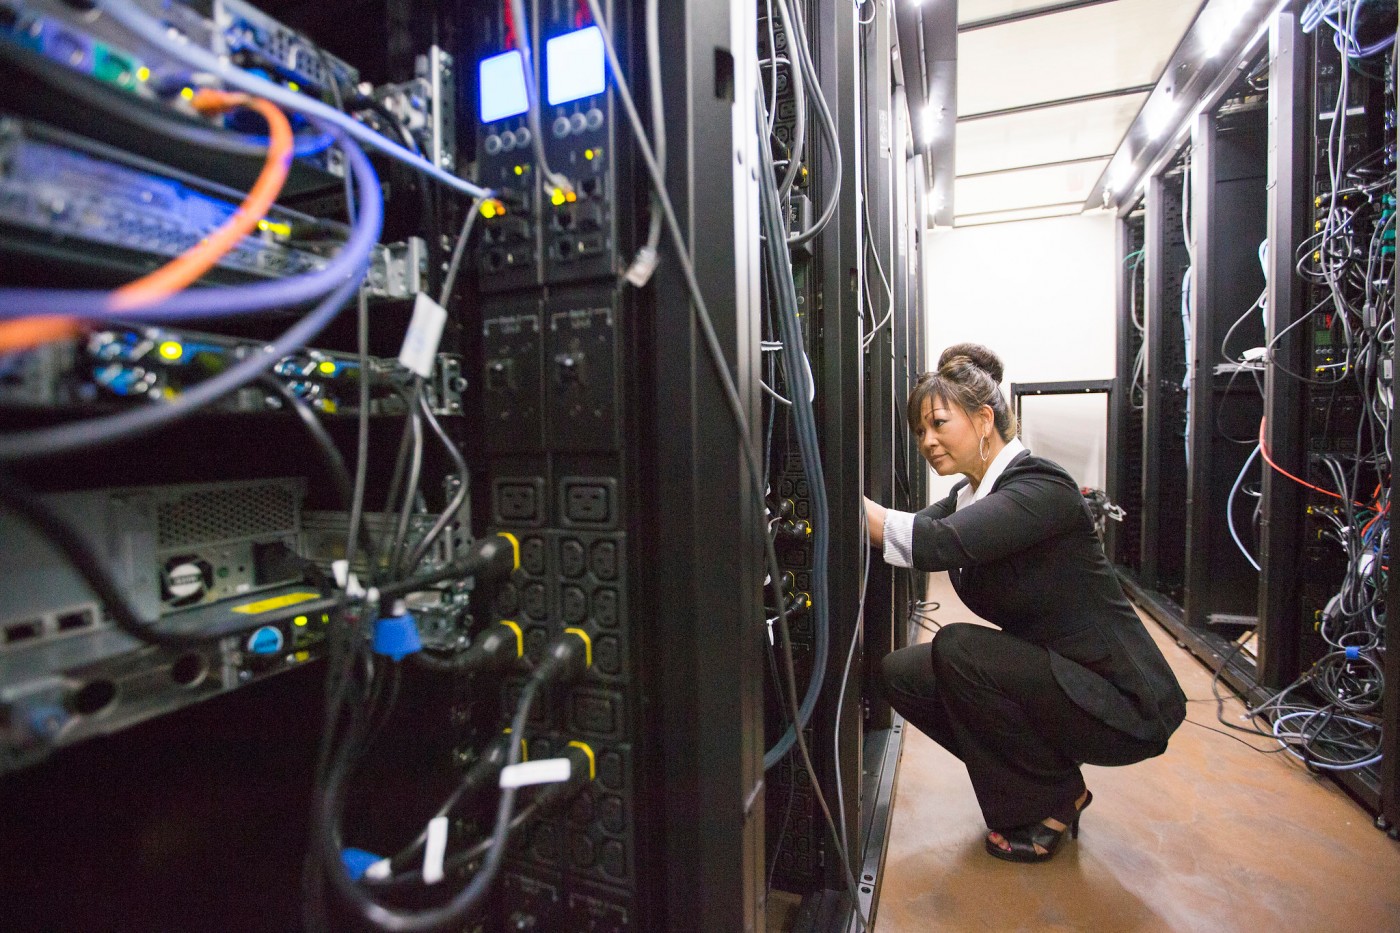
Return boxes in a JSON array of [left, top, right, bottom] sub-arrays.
[[0, 0, 930, 925], [1183, 81, 1268, 640], [1257, 7, 1314, 692], [1136, 159, 1192, 607], [1111, 5, 1398, 828], [1106, 208, 1146, 575], [861, 0, 896, 739]]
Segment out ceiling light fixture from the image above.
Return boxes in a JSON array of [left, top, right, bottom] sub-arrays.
[[922, 103, 944, 146], [1201, 0, 1257, 58], [1144, 98, 1177, 141]]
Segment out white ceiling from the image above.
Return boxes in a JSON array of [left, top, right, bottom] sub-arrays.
[[956, 92, 1148, 176], [950, 0, 1206, 226]]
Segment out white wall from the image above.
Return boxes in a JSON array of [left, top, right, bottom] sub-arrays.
[[922, 211, 1117, 500]]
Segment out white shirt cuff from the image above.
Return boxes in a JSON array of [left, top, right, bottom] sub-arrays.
[[883, 509, 916, 569]]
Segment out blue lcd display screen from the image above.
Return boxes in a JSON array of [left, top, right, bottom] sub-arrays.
[[546, 26, 606, 106], [479, 49, 529, 123]]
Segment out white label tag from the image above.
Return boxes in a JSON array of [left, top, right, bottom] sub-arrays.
[[499, 757, 572, 789], [399, 293, 448, 378], [422, 815, 448, 884]]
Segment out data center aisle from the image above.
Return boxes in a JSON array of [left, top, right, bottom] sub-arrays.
[[873, 574, 1400, 933]]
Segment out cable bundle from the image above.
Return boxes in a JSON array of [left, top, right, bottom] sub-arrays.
[[1221, 1, 1395, 774]]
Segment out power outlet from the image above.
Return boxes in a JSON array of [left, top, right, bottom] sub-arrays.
[[494, 478, 544, 524], [561, 478, 615, 526]]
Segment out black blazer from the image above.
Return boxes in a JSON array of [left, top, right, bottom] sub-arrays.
[[911, 450, 1186, 746]]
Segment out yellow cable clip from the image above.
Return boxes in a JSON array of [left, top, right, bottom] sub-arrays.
[[496, 531, 521, 570], [563, 627, 593, 668], [498, 619, 524, 658], [567, 740, 596, 780]]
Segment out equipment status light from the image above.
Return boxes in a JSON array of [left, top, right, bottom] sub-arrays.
[[317, 360, 337, 375], [158, 341, 184, 361]]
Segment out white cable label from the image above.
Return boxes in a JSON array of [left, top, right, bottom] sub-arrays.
[[422, 815, 449, 885], [499, 757, 572, 789], [364, 859, 392, 881], [399, 293, 448, 378]]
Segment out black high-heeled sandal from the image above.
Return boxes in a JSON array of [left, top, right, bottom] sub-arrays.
[[984, 789, 1093, 863]]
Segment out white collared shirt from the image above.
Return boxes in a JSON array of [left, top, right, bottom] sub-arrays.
[[882, 438, 1027, 568]]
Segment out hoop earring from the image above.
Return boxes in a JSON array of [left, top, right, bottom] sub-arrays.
[[979, 434, 990, 463]]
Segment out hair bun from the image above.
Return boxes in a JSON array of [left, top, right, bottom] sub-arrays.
[[937, 343, 1004, 384]]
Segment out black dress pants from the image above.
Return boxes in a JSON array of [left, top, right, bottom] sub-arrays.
[[881, 623, 1163, 830]]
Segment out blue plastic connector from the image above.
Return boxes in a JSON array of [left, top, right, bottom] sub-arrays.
[[341, 847, 383, 881], [372, 611, 422, 661], [1345, 646, 1361, 660]]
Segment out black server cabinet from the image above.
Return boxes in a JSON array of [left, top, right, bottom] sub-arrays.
[[1107, 208, 1146, 574], [1139, 161, 1192, 604], [1257, 7, 1313, 691], [1114, 7, 1399, 826], [1387, 15, 1400, 838], [1183, 89, 1268, 638], [806, 0, 868, 916], [760, 0, 864, 906], [468, 0, 772, 927], [861, 0, 896, 736]]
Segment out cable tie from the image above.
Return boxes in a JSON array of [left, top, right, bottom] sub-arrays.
[[399, 293, 448, 378], [422, 815, 448, 884], [499, 757, 571, 789]]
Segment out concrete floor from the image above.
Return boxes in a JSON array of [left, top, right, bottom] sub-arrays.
[[871, 573, 1400, 933]]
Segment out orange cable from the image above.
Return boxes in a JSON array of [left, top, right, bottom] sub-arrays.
[[1258, 417, 1369, 510], [0, 90, 293, 354]]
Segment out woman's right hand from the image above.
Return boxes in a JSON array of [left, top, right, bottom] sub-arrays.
[[863, 497, 886, 549]]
